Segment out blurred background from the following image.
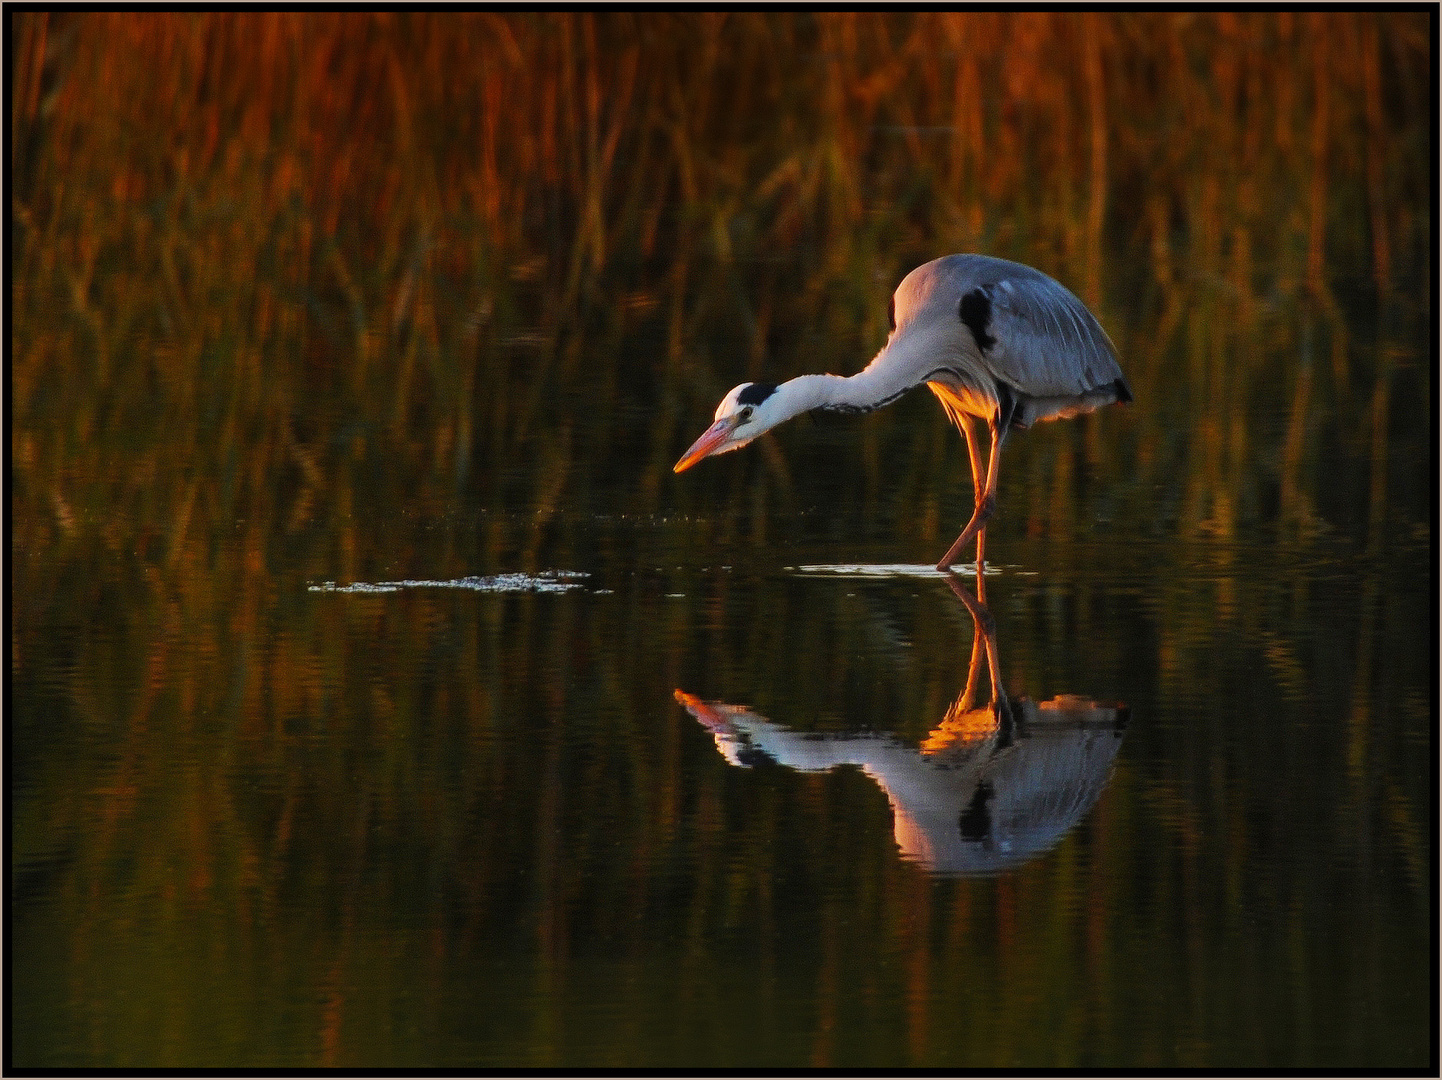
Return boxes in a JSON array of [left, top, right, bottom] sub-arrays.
[[11, 11, 1431, 555], [10, 11, 1432, 1070]]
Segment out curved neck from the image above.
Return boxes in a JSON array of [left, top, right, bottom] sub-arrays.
[[770, 374, 846, 420], [777, 355, 916, 419]]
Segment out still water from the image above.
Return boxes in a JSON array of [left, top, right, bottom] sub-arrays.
[[12, 493, 1431, 1070]]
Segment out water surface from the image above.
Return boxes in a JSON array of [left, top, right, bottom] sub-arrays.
[[12, 502, 1431, 1070]]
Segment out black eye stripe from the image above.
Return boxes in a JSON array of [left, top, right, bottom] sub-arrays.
[[736, 382, 778, 406]]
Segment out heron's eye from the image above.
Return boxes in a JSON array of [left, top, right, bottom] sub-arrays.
[[738, 406, 754, 423], [887, 295, 896, 332]]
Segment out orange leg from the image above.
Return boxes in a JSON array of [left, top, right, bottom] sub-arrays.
[[937, 419, 1005, 571], [957, 414, 988, 570]]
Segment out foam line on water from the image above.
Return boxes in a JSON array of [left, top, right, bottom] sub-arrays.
[[310, 571, 589, 594], [788, 563, 976, 579]]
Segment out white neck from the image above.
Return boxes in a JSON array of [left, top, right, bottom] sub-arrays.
[[767, 374, 846, 420], [772, 354, 915, 420]]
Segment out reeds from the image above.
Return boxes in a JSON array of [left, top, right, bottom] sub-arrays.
[[11, 12, 1430, 571]]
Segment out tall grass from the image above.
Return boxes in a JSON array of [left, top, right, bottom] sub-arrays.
[[11, 12, 1430, 568]]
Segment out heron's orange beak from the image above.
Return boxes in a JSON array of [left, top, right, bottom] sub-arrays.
[[673, 417, 738, 473]]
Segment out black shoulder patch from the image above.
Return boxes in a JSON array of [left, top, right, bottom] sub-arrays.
[[959, 287, 996, 352], [737, 382, 779, 406], [887, 294, 896, 332]]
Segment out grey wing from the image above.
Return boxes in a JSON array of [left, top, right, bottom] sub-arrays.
[[969, 272, 1128, 401]]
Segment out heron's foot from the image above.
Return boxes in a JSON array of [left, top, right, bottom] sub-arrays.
[[936, 496, 997, 571], [948, 582, 996, 637]]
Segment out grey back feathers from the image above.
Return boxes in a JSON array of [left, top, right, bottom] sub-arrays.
[[897, 255, 1131, 425]]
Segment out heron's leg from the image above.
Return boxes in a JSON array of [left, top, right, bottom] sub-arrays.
[[958, 415, 989, 570], [960, 414, 987, 508], [936, 420, 1007, 571]]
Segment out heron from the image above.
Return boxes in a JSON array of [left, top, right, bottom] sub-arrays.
[[673, 254, 1132, 570]]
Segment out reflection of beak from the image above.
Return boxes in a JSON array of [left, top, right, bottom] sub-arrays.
[[673, 417, 738, 473], [674, 689, 731, 733]]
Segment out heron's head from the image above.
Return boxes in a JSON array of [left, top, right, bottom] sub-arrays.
[[673, 381, 786, 473]]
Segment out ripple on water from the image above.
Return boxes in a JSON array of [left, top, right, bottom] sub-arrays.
[[308, 571, 589, 594], [789, 563, 982, 578]]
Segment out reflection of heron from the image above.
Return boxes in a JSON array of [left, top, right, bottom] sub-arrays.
[[675, 575, 1127, 876], [674, 254, 1132, 570]]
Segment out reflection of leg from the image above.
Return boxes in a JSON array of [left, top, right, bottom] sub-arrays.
[[944, 570, 984, 711], [980, 605, 1005, 711], [937, 421, 1006, 571], [944, 572, 1005, 709], [925, 574, 1006, 754], [958, 620, 985, 712]]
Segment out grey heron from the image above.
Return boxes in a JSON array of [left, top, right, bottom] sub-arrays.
[[673, 254, 1132, 570]]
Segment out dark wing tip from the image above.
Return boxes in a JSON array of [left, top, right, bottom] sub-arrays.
[[1113, 377, 1133, 404]]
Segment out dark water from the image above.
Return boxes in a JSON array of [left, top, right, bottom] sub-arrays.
[[12, 490, 1431, 1070]]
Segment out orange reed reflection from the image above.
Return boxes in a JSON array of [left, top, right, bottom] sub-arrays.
[[676, 574, 1127, 875]]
